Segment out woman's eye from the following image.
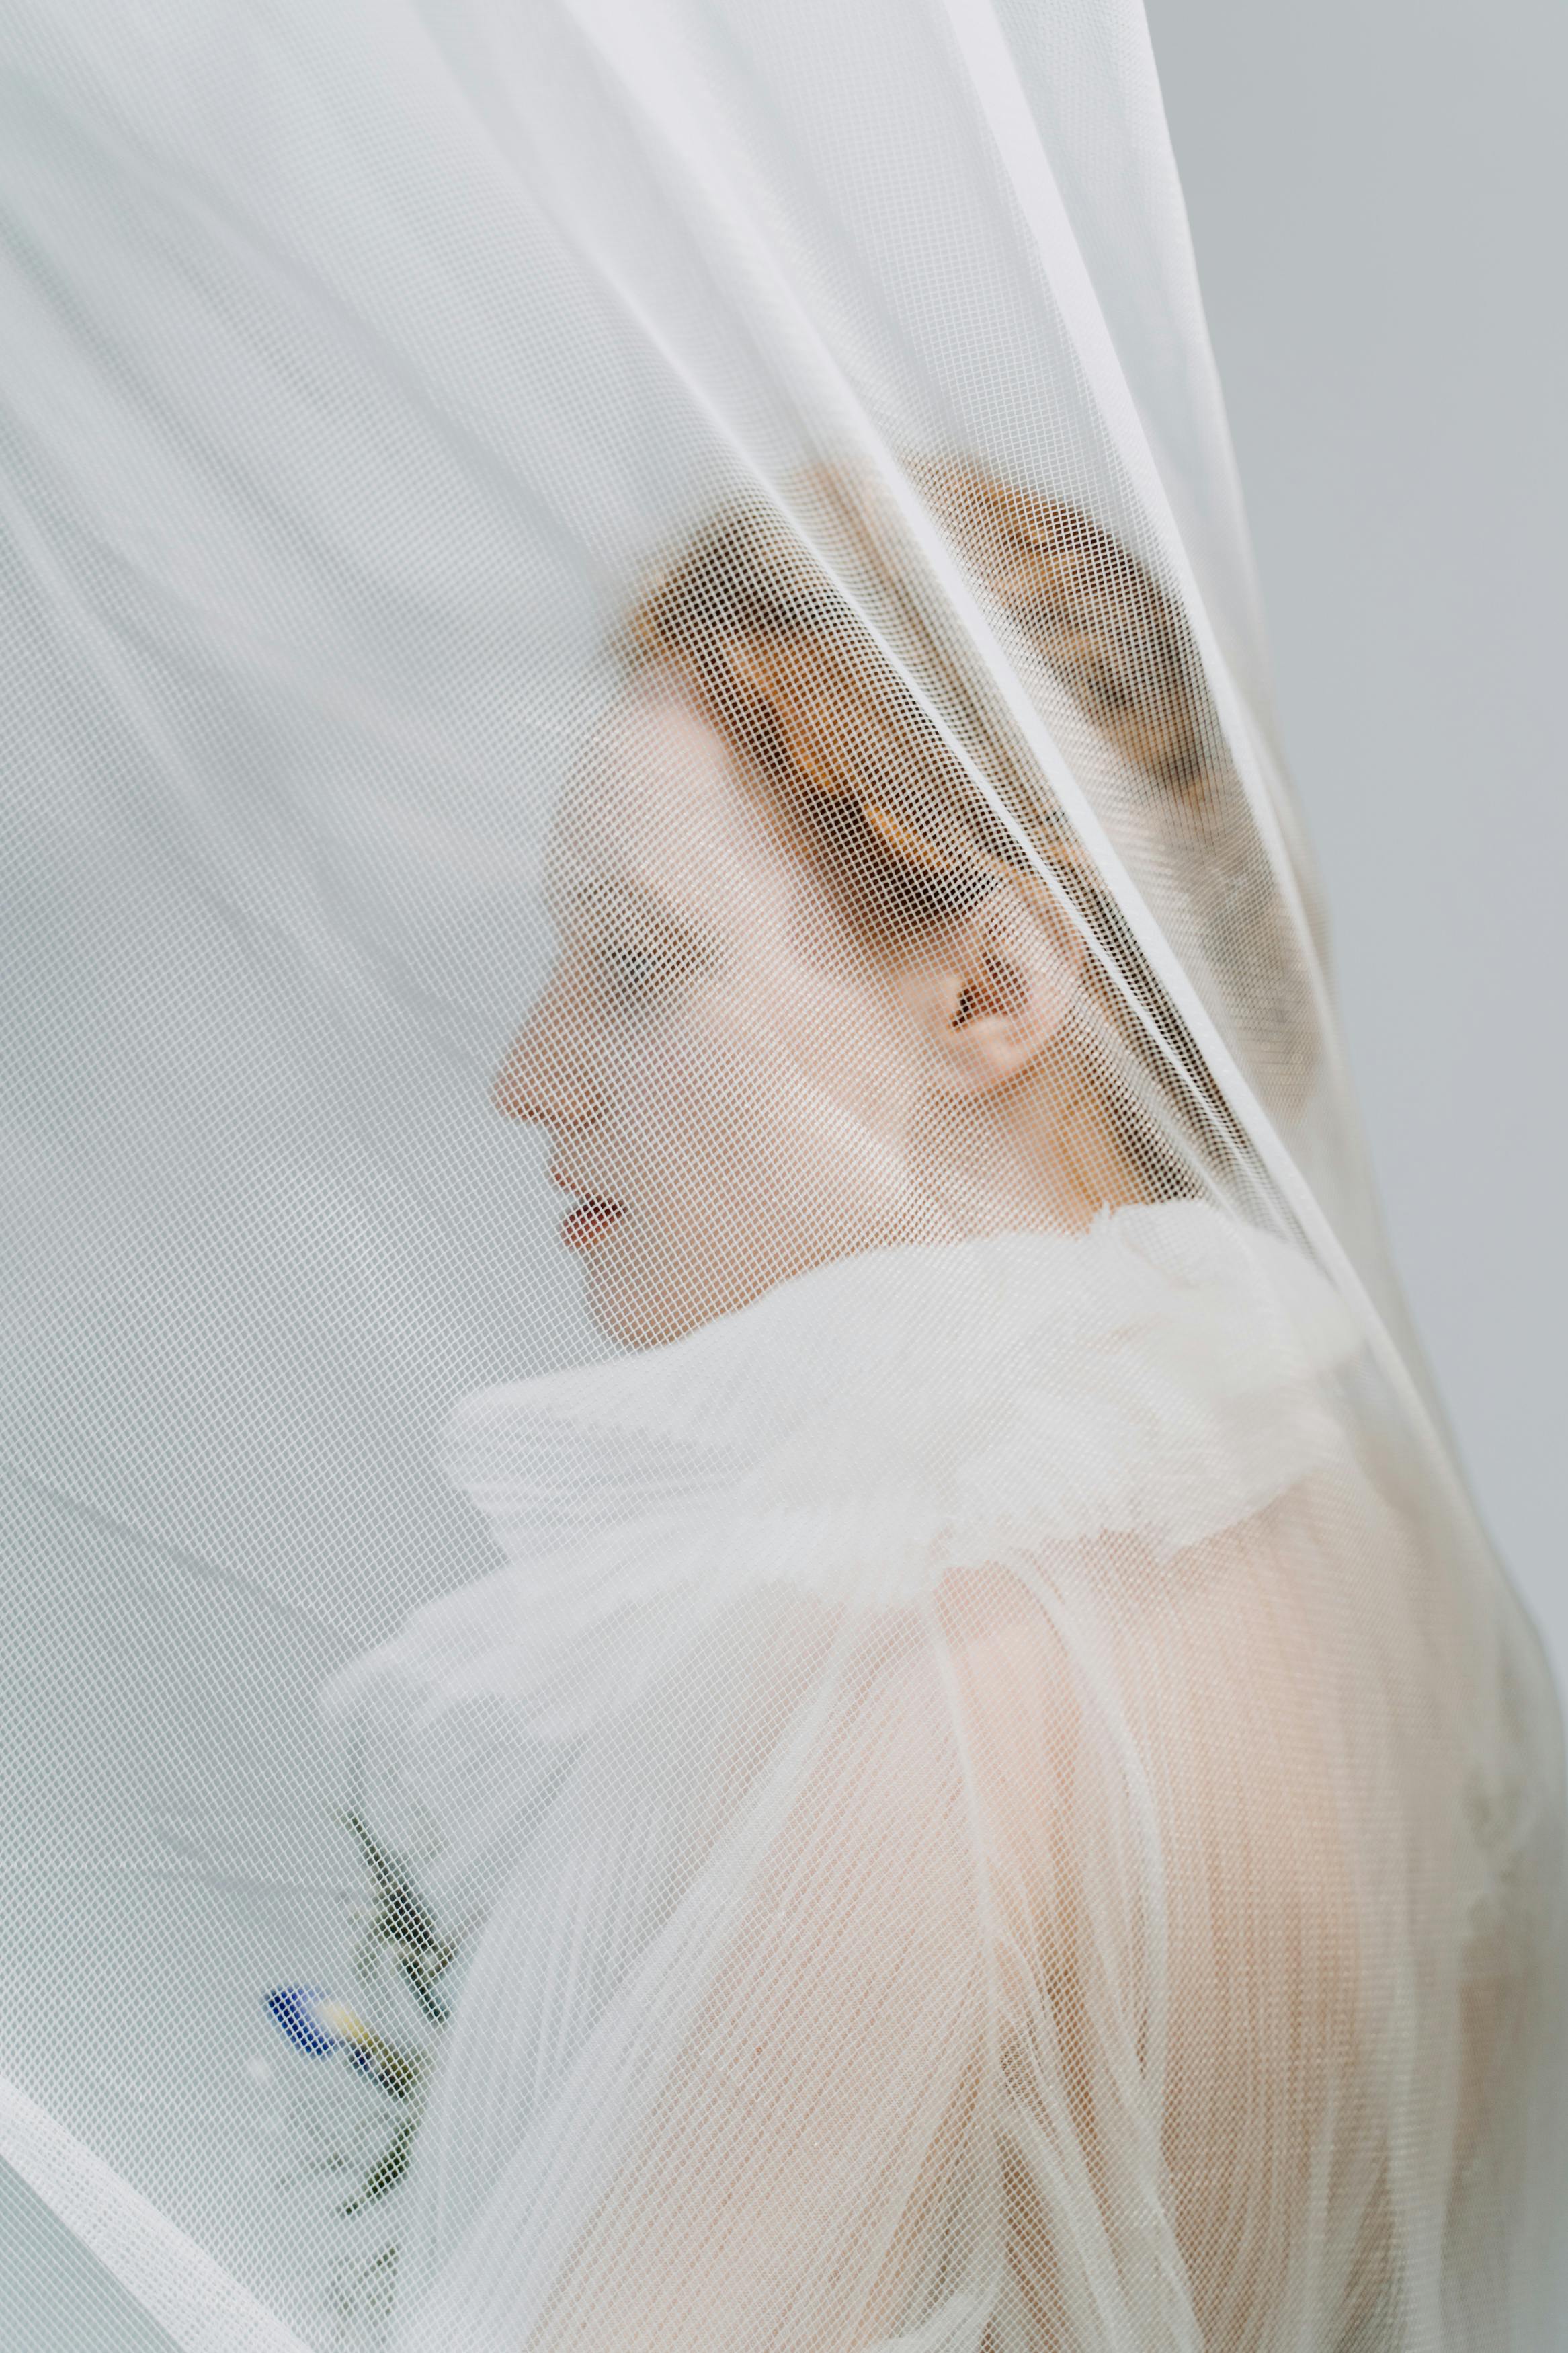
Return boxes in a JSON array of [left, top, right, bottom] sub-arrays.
[[598, 939, 690, 1002], [608, 948, 661, 994]]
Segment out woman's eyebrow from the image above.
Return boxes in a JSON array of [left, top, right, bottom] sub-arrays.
[[569, 875, 703, 944]]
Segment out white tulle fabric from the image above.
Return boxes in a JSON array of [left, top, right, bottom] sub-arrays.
[[1, 0, 1565, 2346], [319, 1209, 1557, 2350]]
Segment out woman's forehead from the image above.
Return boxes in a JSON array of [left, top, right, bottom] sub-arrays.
[[546, 688, 792, 928]]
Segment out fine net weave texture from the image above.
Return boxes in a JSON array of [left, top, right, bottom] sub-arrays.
[[0, 1, 1563, 2348]]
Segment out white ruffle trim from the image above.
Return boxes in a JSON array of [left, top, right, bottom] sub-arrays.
[[320, 1206, 1362, 1857]]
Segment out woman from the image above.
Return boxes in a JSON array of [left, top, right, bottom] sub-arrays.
[[325, 470, 1566, 2350]]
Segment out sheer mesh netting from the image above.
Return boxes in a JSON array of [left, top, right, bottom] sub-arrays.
[[0, 1, 1563, 2348]]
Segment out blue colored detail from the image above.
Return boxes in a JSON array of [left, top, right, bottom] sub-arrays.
[[266, 1985, 339, 2059]]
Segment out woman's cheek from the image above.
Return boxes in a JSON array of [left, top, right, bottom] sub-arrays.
[[612, 1019, 761, 1199]]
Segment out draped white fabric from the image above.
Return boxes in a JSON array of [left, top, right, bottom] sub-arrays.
[[1, 1, 1564, 2348]]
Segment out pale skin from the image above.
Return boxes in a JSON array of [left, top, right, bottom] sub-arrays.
[[477, 688, 1374, 2346], [494, 686, 1140, 1348]]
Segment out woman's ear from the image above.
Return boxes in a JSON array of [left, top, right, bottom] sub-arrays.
[[905, 886, 1083, 1097]]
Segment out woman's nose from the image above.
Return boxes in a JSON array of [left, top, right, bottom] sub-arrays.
[[491, 993, 600, 1130]]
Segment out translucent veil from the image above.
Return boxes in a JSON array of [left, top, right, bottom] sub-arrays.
[[1, 2, 1563, 2348]]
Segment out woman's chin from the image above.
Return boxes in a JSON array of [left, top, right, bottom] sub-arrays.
[[579, 1235, 776, 1351], [579, 1251, 692, 1351], [582, 1242, 839, 1351]]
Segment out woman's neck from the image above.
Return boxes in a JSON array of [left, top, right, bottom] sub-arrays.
[[907, 1055, 1149, 1241]]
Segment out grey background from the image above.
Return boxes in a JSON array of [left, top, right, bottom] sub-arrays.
[[1145, 0, 1568, 1687]]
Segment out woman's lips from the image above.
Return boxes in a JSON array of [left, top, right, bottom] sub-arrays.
[[559, 1195, 625, 1251], [551, 1167, 624, 1251]]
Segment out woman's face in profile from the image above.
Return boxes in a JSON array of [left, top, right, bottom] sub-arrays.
[[494, 690, 952, 1347]]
